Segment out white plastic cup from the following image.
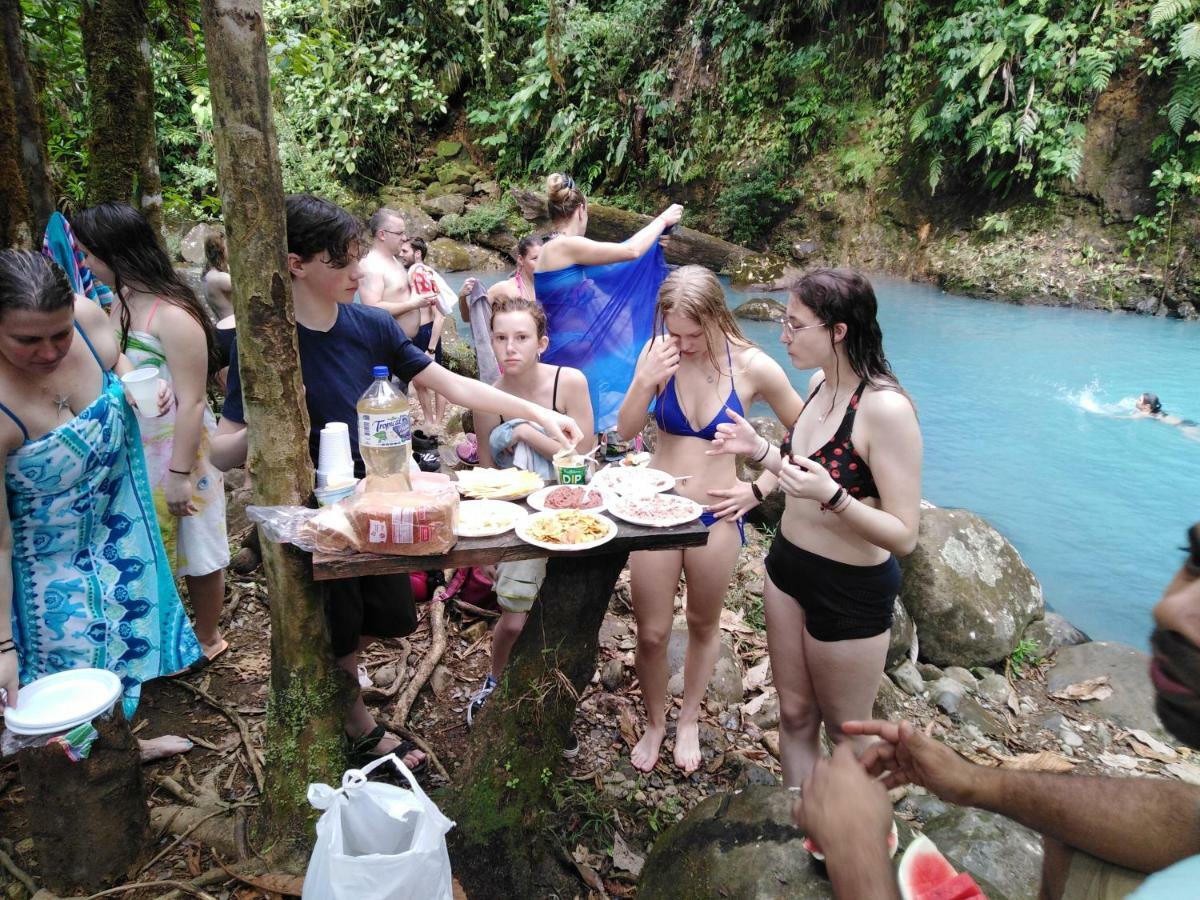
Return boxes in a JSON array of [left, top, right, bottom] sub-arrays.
[[121, 367, 161, 417], [316, 422, 354, 487]]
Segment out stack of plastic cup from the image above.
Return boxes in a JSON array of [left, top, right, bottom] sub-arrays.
[[316, 422, 354, 488]]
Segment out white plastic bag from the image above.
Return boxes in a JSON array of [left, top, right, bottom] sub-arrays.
[[302, 754, 456, 900]]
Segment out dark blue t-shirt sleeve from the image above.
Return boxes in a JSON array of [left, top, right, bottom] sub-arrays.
[[383, 315, 434, 382], [222, 337, 245, 424]]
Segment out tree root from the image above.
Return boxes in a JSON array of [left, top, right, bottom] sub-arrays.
[[391, 600, 447, 724], [453, 598, 499, 619], [153, 867, 233, 900], [167, 680, 264, 793], [0, 845, 37, 896], [148, 806, 242, 862], [363, 639, 410, 699], [82, 881, 218, 900], [385, 722, 451, 782]]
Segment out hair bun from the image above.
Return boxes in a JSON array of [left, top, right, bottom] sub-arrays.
[[546, 173, 569, 203]]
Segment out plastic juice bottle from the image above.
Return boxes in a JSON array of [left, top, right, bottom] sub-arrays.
[[357, 366, 412, 487]]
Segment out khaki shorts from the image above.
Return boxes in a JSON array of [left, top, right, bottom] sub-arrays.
[[495, 558, 547, 614], [1062, 851, 1146, 900]]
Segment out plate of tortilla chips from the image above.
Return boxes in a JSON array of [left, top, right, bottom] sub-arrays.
[[515, 509, 618, 552]]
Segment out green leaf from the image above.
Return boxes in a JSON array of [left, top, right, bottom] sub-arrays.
[[1178, 21, 1200, 60], [1014, 14, 1049, 46]]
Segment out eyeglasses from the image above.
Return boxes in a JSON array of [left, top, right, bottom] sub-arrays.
[[381, 229, 407, 238], [782, 319, 827, 337]]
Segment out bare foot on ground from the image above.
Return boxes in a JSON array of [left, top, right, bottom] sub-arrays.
[[673, 719, 702, 774], [631, 724, 665, 772], [139, 735, 194, 763]]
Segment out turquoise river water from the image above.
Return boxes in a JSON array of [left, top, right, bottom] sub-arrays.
[[444, 270, 1199, 648]]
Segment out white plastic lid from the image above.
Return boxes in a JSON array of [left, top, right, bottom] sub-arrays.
[[2, 669, 123, 735]]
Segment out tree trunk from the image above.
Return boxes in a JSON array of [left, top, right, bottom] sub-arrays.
[[135, 30, 163, 234], [0, 23, 31, 249], [1, 3, 53, 242], [81, 0, 159, 225], [509, 187, 751, 271], [444, 551, 630, 898], [199, 0, 352, 854]]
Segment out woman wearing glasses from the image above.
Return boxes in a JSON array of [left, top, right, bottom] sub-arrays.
[[710, 268, 922, 793], [617, 266, 801, 774]]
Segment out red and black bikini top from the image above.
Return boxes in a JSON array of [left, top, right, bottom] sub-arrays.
[[780, 379, 880, 500]]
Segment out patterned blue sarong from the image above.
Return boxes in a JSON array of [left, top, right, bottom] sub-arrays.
[[41, 211, 114, 309], [3, 326, 200, 717], [535, 241, 669, 433]]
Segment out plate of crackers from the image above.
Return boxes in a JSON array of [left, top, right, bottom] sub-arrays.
[[608, 492, 704, 528], [515, 509, 618, 552], [454, 468, 544, 501], [456, 499, 529, 538]]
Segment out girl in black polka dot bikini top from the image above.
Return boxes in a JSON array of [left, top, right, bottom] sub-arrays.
[[780, 379, 880, 501]]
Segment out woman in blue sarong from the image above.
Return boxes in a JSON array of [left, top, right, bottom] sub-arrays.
[[0, 251, 199, 759], [534, 173, 682, 433]]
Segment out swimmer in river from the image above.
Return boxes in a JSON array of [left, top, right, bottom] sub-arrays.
[[1134, 392, 1200, 433]]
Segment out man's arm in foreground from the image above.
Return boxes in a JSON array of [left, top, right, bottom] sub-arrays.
[[851, 719, 1200, 874]]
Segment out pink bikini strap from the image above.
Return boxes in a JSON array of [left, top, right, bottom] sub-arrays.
[[144, 297, 164, 331]]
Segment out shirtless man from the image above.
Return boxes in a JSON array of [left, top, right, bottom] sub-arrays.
[[358, 208, 436, 337]]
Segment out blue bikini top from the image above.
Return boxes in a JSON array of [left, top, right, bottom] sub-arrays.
[[654, 340, 745, 441]]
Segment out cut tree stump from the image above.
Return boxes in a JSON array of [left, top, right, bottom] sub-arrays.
[[16, 708, 149, 892]]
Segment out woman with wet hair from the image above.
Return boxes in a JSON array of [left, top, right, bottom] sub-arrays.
[[617, 265, 801, 773], [0, 249, 200, 759], [73, 202, 230, 667], [711, 268, 923, 795]]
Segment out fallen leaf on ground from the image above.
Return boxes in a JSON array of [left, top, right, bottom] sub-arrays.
[[720, 608, 756, 635], [1098, 751, 1141, 770], [1049, 676, 1113, 702], [618, 705, 639, 750], [743, 658, 771, 693], [1125, 729, 1178, 762], [1007, 691, 1021, 716], [998, 751, 1075, 773], [611, 831, 645, 877], [741, 688, 774, 717], [762, 730, 780, 758], [1166, 761, 1200, 785]]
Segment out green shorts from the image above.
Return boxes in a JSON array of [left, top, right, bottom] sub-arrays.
[[1062, 851, 1146, 900], [495, 558, 547, 614]]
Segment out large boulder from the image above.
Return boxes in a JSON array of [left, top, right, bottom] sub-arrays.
[[427, 237, 472, 272], [900, 508, 1045, 668], [420, 193, 467, 219], [639, 785, 832, 899], [438, 317, 478, 379], [887, 598, 915, 670], [1046, 641, 1162, 735], [666, 628, 742, 705], [733, 298, 787, 322], [740, 417, 789, 531], [179, 222, 222, 265], [922, 806, 1042, 900]]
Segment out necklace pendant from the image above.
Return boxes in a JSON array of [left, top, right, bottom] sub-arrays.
[[54, 393, 71, 415]]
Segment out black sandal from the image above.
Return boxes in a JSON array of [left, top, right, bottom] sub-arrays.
[[347, 724, 428, 775]]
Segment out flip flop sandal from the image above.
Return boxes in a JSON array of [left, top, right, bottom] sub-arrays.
[[174, 639, 230, 676], [347, 724, 429, 776], [455, 433, 479, 466]]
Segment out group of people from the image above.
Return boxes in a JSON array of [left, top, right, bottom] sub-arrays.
[[1, 174, 1196, 898]]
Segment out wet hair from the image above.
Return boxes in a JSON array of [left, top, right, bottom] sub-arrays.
[[0, 250, 74, 320], [72, 201, 218, 375], [490, 295, 548, 340], [789, 268, 901, 399], [367, 207, 403, 239], [202, 231, 227, 274], [286, 194, 363, 267], [407, 237, 428, 262], [546, 173, 585, 223], [516, 233, 542, 260], [654, 265, 750, 374], [1139, 392, 1163, 414]]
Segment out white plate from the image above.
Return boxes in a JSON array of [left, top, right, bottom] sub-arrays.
[[515, 510, 619, 552], [591, 465, 675, 496], [526, 484, 611, 514], [2, 668, 123, 735], [454, 468, 544, 500], [608, 494, 704, 529], [456, 499, 528, 538]]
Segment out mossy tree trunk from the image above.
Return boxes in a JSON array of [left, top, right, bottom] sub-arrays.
[[81, 0, 161, 233], [199, 0, 352, 855], [0, 15, 32, 249], [444, 551, 630, 898], [1, 3, 52, 242]]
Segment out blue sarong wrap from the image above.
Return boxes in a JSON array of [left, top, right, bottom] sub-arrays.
[[534, 241, 669, 433], [41, 212, 114, 309]]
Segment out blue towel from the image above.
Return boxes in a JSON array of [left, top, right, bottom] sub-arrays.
[[41, 212, 114, 309], [488, 418, 556, 479], [534, 240, 669, 432]]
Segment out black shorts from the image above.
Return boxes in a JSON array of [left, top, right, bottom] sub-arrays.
[[764, 532, 899, 642], [413, 322, 443, 365], [324, 573, 417, 658]]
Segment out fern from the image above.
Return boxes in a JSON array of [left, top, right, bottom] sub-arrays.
[[1167, 64, 1200, 132], [928, 153, 944, 194], [1016, 106, 1039, 146], [1151, 0, 1196, 28], [909, 100, 932, 140], [1177, 21, 1200, 61]]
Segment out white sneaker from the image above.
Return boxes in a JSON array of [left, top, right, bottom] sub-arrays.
[[466, 675, 497, 726]]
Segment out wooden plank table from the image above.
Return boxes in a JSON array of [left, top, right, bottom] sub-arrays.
[[313, 503, 708, 897]]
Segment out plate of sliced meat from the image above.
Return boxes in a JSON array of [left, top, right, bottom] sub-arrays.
[[608, 492, 704, 528], [591, 465, 675, 496], [526, 484, 611, 513]]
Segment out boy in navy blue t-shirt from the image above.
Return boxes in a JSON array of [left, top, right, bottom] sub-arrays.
[[213, 195, 581, 768]]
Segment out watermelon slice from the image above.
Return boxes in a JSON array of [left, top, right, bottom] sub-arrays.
[[898, 834, 984, 900], [922, 872, 987, 900], [803, 818, 899, 862]]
